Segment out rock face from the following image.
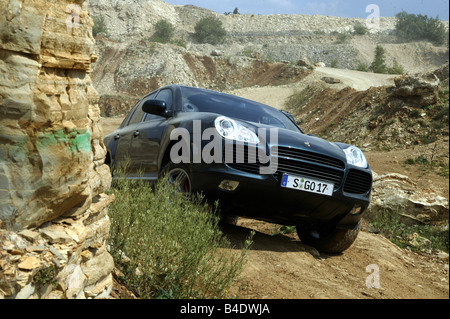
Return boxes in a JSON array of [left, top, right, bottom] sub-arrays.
[[390, 72, 441, 107], [0, 0, 113, 299], [367, 173, 449, 225]]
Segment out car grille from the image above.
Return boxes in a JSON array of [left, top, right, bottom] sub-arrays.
[[226, 145, 267, 175], [343, 169, 373, 195], [227, 145, 346, 190], [275, 147, 345, 189]]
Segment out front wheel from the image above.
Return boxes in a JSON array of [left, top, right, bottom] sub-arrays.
[[296, 221, 361, 254], [161, 163, 192, 194]]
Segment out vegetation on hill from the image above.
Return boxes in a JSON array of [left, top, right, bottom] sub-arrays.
[[194, 17, 227, 45], [395, 11, 448, 46], [92, 15, 109, 37], [151, 19, 175, 44]]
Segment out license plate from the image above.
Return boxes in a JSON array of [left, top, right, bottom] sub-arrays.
[[281, 174, 334, 196]]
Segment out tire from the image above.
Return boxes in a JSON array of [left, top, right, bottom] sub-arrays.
[[296, 220, 361, 254], [161, 162, 192, 194]]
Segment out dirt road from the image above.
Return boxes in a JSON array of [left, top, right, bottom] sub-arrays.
[[100, 68, 448, 300], [224, 219, 448, 299]]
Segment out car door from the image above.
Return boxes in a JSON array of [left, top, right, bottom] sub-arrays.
[[113, 99, 144, 172], [129, 88, 174, 179]]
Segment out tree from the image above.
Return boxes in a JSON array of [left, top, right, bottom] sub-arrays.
[[370, 45, 388, 74], [194, 17, 227, 45], [233, 8, 240, 14], [395, 11, 447, 46], [152, 19, 175, 43]]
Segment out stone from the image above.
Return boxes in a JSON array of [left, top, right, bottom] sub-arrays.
[[18, 230, 41, 243], [390, 73, 441, 107], [322, 76, 342, 84], [65, 265, 87, 299], [297, 58, 314, 69], [211, 49, 223, 56], [40, 225, 73, 244], [18, 256, 40, 271], [367, 173, 449, 225], [15, 283, 37, 300]]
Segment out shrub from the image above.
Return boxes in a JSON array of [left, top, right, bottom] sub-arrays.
[[353, 22, 369, 35], [395, 11, 447, 46], [387, 59, 405, 74], [335, 32, 352, 44], [92, 16, 109, 37], [107, 172, 253, 299], [330, 59, 339, 68], [194, 17, 227, 45], [152, 19, 175, 44], [356, 62, 370, 72]]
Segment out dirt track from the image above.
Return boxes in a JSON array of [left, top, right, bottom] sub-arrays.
[[100, 68, 449, 299], [224, 219, 448, 299]]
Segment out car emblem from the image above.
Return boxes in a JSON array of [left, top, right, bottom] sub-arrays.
[[304, 142, 311, 147]]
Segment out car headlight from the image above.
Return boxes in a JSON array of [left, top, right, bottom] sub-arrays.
[[343, 146, 368, 168], [215, 116, 260, 144]]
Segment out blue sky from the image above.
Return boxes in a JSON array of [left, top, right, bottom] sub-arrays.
[[164, 0, 449, 20]]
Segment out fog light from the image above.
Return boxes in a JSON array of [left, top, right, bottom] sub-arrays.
[[350, 205, 363, 215], [218, 180, 240, 192]]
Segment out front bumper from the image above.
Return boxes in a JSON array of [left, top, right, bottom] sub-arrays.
[[190, 162, 371, 228]]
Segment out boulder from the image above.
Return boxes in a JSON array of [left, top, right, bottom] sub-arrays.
[[297, 58, 314, 69], [321, 76, 342, 84], [367, 173, 449, 225], [390, 72, 441, 107]]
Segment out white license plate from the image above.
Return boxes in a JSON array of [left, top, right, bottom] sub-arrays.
[[281, 174, 334, 196]]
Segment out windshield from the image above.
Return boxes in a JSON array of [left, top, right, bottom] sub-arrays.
[[179, 86, 301, 132]]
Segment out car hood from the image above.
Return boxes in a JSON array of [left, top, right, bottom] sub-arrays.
[[247, 123, 347, 163], [175, 112, 348, 163]]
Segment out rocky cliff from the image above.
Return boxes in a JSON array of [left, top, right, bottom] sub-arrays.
[[0, 0, 113, 299]]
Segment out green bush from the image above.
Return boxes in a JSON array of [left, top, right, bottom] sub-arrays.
[[335, 32, 352, 44], [194, 17, 227, 45], [107, 172, 253, 299], [152, 19, 175, 44], [395, 11, 447, 46], [387, 59, 405, 74], [92, 16, 109, 37], [356, 62, 370, 72], [353, 22, 369, 35]]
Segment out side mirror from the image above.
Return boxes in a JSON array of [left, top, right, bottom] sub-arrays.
[[142, 99, 172, 118]]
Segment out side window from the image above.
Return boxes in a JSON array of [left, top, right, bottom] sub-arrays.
[[142, 92, 158, 122], [155, 89, 173, 110], [128, 102, 146, 126], [120, 99, 142, 128]]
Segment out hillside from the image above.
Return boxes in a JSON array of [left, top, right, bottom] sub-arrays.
[[88, 0, 449, 116]]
